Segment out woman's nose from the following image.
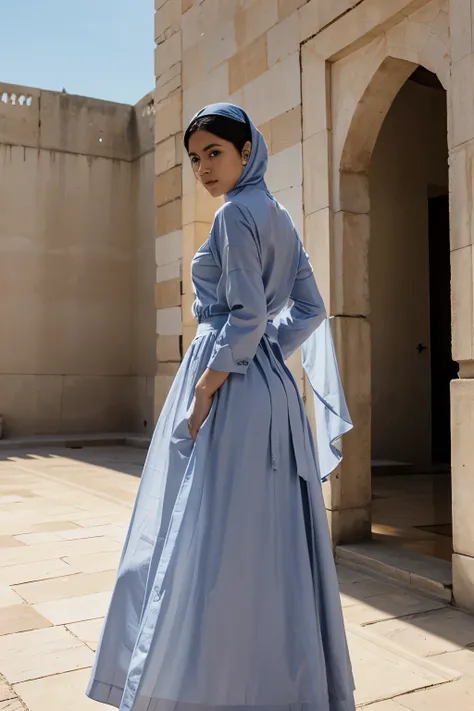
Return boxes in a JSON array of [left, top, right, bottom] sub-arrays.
[[198, 160, 210, 175]]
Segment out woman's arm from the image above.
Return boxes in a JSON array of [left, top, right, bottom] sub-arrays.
[[275, 245, 326, 360], [205, 203, 267, 374], [188, 202, 266, 440]]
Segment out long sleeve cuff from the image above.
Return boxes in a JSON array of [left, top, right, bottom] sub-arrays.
[[207, 342, 251, 375]]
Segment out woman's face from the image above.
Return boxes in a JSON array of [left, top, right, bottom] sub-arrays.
[[188, 130, 251, 197]]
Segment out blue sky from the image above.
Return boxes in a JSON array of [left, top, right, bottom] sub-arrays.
[[0, 0, 154, 105]]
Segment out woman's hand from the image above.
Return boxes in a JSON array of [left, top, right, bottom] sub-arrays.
[[187, 368, 230, 442], [188, 390, 213, 442]]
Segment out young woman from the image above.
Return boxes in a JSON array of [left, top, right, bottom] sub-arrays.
[[87, 103, 355, 711]]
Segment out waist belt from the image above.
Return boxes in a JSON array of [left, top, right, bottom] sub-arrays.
[[196, 315, 310, 480], [196, 315, 278, 343]]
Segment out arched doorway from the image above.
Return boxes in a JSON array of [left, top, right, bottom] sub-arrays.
[[367, 66, 455, 562], [299, 0, 474, 607], [334, 49, 456, 564]]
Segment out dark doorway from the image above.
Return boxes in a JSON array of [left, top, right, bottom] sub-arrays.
[[370, 70, 454, 563], [428, 194, 458, 465]]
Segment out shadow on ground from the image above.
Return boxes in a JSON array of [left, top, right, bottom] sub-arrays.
[[1, 444, 474, 662]]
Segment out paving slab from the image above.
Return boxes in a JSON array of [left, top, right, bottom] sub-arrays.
[[14, 668, 101, 711], [336, 564, 374, 586], [69, 515, 122, 527], [62, 550, 121, 574], [0, 520, 81, 537], [0, 586, 23, 609], [0, 697, 24, 711], [0, 538, 25, 550], [52, 524, 127, 541], [1, 443, 474, 711], [395, 676, 474, 710], [0, 682, 16, 702], [430, 648, 474, 677], [1, 537, 121, 568], [340, 578, 425, 609], [11, 532, 68, 546], [0, 626, 94, 683], [13, 570, 116, 604], [0, 605, 52, 636], [346, 625, 460, 707], [34, 591, 112, 625], [66, 618, 105, 652], [343, 589, 446, 626], [0, 559, 80, 586], [368, 607, 474, 657]]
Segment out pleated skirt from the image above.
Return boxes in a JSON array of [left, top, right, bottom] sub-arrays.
[[86, 321, 356, 711]]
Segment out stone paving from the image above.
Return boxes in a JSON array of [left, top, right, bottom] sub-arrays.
[[0, 445, 473, 710]]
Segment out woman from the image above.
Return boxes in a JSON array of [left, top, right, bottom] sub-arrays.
[[87, 103, 355, 711]]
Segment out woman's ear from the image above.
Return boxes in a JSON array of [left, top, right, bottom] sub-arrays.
[[242, 141, 252, 166]]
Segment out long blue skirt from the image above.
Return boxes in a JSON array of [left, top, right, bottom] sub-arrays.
[[86, 320, 356, 711]]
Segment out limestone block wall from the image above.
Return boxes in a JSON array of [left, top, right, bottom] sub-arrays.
[[0, 83, 155, 436], [154, 0, 405, 413], [154, 0, 184, 418], [447, 0, 474, 611], [153, 0, 474, 609], [131, 94, 157, 434], [300, 0, 451, 545], [154, 0, 392, 398]]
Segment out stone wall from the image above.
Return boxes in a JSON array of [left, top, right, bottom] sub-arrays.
[[153, 0, 474, 608], [154, 0, 415, 402], [0, 83, 155, 436], [131, 94, 157, 434], [154, 0, 184, 418]]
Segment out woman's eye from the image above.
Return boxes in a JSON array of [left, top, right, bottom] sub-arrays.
[[209, 150, 220, 158], [190, 157, 199, 165]]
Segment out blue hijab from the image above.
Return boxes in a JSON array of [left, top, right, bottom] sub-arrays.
[[185, 102, 268, 197], [186, 103, 353, 480]]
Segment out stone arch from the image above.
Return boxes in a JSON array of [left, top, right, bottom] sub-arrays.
[[337, 52, 449, 314], [340, 56, 419, 176], [330, 46, 450, 543], [337, 8, 450, 210], [298, 1, 455, 547], [340, 45, 448, 178]]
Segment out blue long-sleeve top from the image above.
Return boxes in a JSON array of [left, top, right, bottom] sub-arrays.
[[189, 102, 352, 479]]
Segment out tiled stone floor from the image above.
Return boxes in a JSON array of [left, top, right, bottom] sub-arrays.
[[0, 446, 472, 710], [372, 472, 453, 561]]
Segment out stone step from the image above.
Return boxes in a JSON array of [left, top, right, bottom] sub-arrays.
[[336, 540, 453, 603], [125, 435, 151, 449], [371, 459, 413, 476], [0, 433, 151, 450]]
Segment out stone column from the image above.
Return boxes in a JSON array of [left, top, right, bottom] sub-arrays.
[[448, 0, 474, 612], [153, 0, 183, 419], [302, 42, 372, 546], [324, 207, 372, 546]]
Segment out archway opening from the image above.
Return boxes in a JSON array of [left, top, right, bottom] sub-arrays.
[[368, 66, 455, 561]]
